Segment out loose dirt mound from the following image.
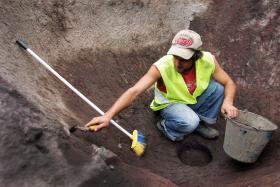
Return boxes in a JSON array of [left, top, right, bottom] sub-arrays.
[[0, 77, 176, 186], [0, 0, 279, 186]]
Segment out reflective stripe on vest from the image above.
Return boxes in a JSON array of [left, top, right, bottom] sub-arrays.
[[150, 51, 215, 111]]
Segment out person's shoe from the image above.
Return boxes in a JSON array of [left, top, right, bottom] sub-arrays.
[[195, 122, 219, 139]]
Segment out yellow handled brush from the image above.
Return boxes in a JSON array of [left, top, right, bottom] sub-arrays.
[[16, 40, 146, 156]]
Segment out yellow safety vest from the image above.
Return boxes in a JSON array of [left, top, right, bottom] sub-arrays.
[[150, 51, 215, 111]]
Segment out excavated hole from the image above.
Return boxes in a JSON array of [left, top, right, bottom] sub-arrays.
[[178, 142, 213, 167]]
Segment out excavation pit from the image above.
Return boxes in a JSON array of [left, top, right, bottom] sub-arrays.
[[1, 0, 279, 186], [178, 142, 213, 167]]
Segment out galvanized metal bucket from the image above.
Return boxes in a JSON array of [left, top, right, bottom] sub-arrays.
[[223, 110, 278, 163]]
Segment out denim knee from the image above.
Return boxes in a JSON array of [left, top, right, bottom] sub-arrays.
[[163, 116, 200, 141], [165, 112, 200, 133], [160, 103, 201, 141], [178, 114, 200, 132]]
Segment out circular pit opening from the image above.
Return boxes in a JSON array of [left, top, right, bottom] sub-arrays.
[[178, 142, 213, 167]]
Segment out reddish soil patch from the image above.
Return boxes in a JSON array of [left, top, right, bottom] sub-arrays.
[[1, 0, 279, 186]]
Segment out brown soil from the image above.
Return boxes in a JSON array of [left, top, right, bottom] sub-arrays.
[[178, 141, 213, 167]]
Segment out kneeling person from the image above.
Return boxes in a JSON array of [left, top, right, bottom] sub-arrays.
[[85, 29, 238, 141]]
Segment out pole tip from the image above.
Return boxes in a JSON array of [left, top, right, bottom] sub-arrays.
[[16, 40, 28, 50]]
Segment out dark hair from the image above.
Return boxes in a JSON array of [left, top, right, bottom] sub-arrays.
[[190, 50, 203, 62]]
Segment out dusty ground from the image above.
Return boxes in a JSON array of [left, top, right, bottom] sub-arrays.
[[0, 0, 279, 186], [0, 77, 176, 186]]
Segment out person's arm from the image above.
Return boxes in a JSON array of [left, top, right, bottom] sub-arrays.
[[212, 56, 238, 118], [85, 65, 161, 131]]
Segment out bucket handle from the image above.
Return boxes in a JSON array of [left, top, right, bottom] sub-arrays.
[[223, 111, 259, 131]]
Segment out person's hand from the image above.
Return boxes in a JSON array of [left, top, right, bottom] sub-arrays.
[[221, 101, 238, 119], [85, 115, 111, 132]]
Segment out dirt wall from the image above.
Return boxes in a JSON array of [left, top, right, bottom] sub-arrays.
[[0, 0, 279, 186]]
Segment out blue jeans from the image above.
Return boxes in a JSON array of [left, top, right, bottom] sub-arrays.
[[158, 81, 224, 141]]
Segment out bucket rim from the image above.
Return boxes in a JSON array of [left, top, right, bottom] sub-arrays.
[[228, 118, 259, 131], [228, 110, 278, 132]]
